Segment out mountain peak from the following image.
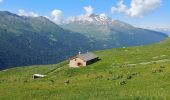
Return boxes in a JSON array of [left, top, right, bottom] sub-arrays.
[[66, 13, 114, 25]]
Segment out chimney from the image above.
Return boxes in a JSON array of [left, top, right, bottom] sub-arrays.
[[78, 51, 81, 56]]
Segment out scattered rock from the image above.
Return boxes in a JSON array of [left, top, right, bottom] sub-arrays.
[[119, 80, 126, 85], [50, 80, 55, 83], [64, 80, 69, 84], [160, 65, 165, 68], [127, 75, 132, 79]]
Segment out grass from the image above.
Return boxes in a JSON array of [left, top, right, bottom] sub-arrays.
[[0, 38, 170, 100]]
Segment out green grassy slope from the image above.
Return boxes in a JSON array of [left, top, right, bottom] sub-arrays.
[[0, 38, 170, 100]]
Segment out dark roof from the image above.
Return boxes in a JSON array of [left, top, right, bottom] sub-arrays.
[[77, 52, 98, 61]]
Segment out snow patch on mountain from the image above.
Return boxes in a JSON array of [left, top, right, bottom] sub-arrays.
[[65, 5, 114, 25], [66, 13, 114, 25]]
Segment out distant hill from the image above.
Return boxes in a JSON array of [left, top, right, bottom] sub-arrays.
[[62, 14, 168, 48], [0, 38, 170, 99], [0, 11, 99, 70], [0, 11, 168, 69]]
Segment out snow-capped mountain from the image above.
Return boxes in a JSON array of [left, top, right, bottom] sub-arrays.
[[67, 14, 114, 25], [66, 13, 134, 30], [62, 13, 168, 48]]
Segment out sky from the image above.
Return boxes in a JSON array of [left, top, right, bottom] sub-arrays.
[[0, 0, 170, 28]]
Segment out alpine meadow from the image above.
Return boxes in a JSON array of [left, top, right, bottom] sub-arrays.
[[0, 0, 170, 100]]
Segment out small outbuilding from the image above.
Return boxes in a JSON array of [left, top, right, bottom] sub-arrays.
[[69, 52, 99, 68], [33, 74, 46, 79]]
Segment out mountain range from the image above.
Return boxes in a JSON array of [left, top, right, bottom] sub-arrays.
[[0, 11, 97, 69], [0, 11, 168, 69], [62, 14, 167, 48]]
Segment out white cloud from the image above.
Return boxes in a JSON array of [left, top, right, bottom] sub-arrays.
[[0, 0, 3, 3], [111, 0, 127, 13], [51, 9, 63, 24], [66, 5, 109, 24], [18, 9, 26, 16], [66, 5, 94, 22], [28, 12, 39, 17], [18, 9, 39, 17], [111, 0, 162, 17], [84, 5, 93, 16]]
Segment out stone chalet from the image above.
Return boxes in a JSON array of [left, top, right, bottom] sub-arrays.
[[69, 52, 99, 68]]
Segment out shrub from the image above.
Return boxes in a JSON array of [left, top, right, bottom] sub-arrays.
[[152, 69, 157, 73], [67, 74, 72, 77], [127, 75, 132, 79], [24, 80, 28, 83], [109, 75, 123, 80], [119, 80, 126, 85], [158, 69, 163, 73], [64, 80, 69, 84], [131, 72, 138, 76], [160, 65, 165, 68], [152, 68, 163, 73], [95, 75, 103, 80], [108, 71, 113, 74], [50, 80, 55, 83]]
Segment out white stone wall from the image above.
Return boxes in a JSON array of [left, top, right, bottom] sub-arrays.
[[69, 58, 86, 67]]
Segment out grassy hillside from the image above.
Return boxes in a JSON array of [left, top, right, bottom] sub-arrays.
[[0, 38, 170, 99]]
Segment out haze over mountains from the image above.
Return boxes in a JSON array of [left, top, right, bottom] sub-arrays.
[[145, 27, 170, 36], [0, 11, 168, 70]]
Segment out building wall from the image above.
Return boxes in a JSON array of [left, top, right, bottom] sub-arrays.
[[69, 58, 86, 68]]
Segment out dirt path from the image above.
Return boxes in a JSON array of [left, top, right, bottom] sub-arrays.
[[112, 59, 170, 68]]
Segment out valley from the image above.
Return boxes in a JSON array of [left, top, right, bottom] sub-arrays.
[[0, 11, 168, 70]]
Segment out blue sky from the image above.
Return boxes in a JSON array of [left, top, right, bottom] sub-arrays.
[[0, 0, 169, 28]]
